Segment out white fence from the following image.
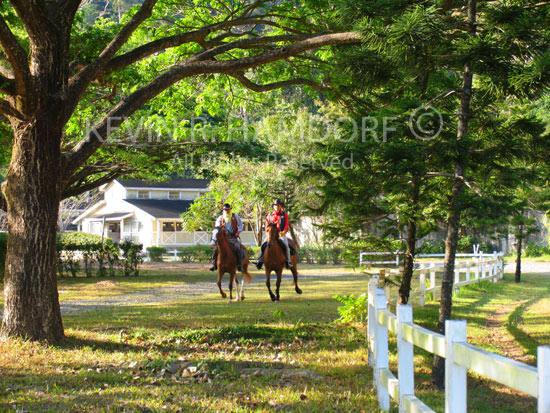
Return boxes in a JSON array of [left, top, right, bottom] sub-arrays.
[[367, 279, 550, 412], [360, 250, 498, 267], [361, 252, 504, 306]]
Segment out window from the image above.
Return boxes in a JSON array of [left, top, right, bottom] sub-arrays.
[[169, 191, 180, 200], [162, 221, 183, 232], [108, 223, 120, 233], [137, 190, 149, 199], [124, 220, 141, 233]]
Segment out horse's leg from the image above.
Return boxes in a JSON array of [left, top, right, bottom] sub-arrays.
[[234, 272, 241, 302], [275, 270, 282, 302], [217, 270, 226, 299], [239, 268, 245, 301], [291, 262, 302, 294], [228, 272, 234, 302], [265, 269, 276, 301]]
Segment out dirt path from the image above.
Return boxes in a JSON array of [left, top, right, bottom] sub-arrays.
[[58, 271, 353, 315], [485, 298, 535, 364]]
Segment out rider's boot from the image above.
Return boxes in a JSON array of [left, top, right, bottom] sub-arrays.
[[209, 250, 218, 271]]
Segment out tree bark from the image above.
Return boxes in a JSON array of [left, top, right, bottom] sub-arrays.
[[398, 179, 420, 304], [432, 0, 477, 389], [515, 224, 523, 283], [1, 119, 65, 341], [1, 18, 71, 341]]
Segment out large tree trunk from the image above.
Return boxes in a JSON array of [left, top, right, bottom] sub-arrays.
[[515, 224, 523, 283], [432, 0, 477, 389], [398, 180, 420, 304], [1, 120, 64, 341], [1, 24, 70, 341]]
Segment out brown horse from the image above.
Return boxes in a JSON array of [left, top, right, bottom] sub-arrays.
[[214, 226, 252, 302], [263, 223, 302, 301]]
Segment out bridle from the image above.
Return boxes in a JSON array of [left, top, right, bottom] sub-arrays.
[[266, 223, 279, 247]]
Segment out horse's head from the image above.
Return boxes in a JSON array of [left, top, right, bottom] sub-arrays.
[[214, 225, 226, 245], [266, 222, 279, 246]]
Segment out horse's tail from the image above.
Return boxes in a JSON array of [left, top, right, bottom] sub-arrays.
[[242, 269, 253, 284]]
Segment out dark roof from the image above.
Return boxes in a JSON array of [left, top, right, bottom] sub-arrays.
[[124, 199, 193, 218], [117, 178, 209, 189]]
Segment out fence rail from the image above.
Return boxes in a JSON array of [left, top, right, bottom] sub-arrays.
[[367, 278, 550, 412], [359, 250, 499, 267], [363, 252, 504, 306]]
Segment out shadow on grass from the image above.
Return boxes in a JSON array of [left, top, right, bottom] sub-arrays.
[[506, 295, 545, 360]]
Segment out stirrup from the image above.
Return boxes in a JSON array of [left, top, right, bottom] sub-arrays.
[[285, 260, 291, 269], [209, 264, 217, 271], [255, 261, 263, 270]]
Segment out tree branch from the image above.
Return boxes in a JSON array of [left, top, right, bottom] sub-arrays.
[[0, 14, 31, 97], [66, 0, 157, 119], [100, 20, 304, 76], [63, 31, 362, 180], [0, 98, 24, 118], [62, 171, 122, 199], [229, 71, 330, 93]]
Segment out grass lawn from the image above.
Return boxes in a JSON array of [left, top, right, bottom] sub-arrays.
[[0, 266, 548, 412]]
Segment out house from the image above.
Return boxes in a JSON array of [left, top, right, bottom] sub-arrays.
[[72, 178, 256, 249]]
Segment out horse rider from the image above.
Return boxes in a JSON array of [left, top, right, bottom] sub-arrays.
[[256, 198, 291, 270], [210, 203, 244, 272]]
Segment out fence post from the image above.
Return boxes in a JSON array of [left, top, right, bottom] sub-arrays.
[[397, 304, 414, 413], [430, 262, 437, 300], [466, 261, 472, 281], [491, 251, 499, 283], [454, 268, 460, 295], [419, 266, 426, 307], [445, 320, 467, 413], [538, 346, 550, 413], [367, 278, 377, 368], [374, 288, 390, 410]]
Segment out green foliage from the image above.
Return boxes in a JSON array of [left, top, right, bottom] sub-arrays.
[[56, 232, 110, 251], [525, 242, 550, 257], [333, 293, 368, 323], [297, 246, 345, 265], [146, 246, 167, 262], [178, 245, 213, 263], [457, 236, 498, 254], [417, 240, 445, 254], [120, 240, 143, 277]]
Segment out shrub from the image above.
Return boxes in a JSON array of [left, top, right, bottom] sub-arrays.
[[178, 245, 213, 263], [417, 240, 445, 254], [525, 241, 549, 257], [333, 293, 368, 323], [120, 240, 143, 276], [105, 243, 120, 277], [146, 246, 167, 262]]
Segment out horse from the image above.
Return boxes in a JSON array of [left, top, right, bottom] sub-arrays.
[[214, 225, 252, 302], [263, 223, 302, 301]]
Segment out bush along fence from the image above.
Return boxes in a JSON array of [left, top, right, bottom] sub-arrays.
[[144, 244, 347, 265], [361, 252, 504, 306], [367, 278, 550, 412], [57, 233, 143, 277]]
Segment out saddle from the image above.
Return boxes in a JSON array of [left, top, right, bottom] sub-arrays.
[[261, 239, 296, 256]]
